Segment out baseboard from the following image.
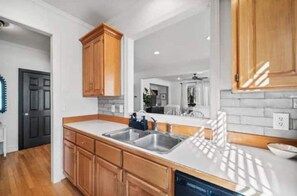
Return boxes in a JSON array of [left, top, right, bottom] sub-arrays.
[[0, 144, 18, 155]]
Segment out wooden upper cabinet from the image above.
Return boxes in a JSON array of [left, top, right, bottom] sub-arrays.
[[80, 23, 123, 96], [83, 42, 94, 96], [232, 0, 297, 91]]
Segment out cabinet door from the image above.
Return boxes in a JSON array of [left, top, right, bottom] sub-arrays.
[[93, 35, 104, 96], [63, 140, 76, 185], [83, 42, 94, 96], [95, 157, 123, 196], [124, 172, 167, 196], [232, 0, 297, 90], [77, 147, 95, 196]]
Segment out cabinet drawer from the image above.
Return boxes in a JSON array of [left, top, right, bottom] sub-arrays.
[[124, 172, 167, 196], [123, 152, 168, 191], [76, 133, 94, 153], [64, 128, 76, 143], [96, 141, 122, 167]]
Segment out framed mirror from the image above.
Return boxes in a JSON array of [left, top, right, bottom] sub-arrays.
[[0, 75, 7, 113], [134, 5, 211, 119]]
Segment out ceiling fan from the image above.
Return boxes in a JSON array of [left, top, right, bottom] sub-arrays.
[[191, 73, 208, 80]]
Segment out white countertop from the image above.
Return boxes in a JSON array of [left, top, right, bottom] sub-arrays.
[[65, 120, 297, 196]]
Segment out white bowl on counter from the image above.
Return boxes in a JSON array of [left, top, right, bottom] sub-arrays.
[[267, 143, 297, 159]]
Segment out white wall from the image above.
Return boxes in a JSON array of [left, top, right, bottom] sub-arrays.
[[0, 40, 50, 153], [219, 0, 232, 90], [0, 0, 98, 183], [171, 82, 181, 105]]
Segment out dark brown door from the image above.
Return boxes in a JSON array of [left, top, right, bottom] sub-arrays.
[[19, 69, 51, 149]]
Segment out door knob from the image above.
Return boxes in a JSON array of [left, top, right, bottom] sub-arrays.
[[24, 113, 29, 116]]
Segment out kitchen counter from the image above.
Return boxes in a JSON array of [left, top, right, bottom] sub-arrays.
[[64, 120, 297, 196]]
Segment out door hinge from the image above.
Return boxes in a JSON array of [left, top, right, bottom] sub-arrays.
[[235, 74, 239, 82]]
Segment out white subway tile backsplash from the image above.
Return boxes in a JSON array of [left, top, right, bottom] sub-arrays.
[[240, 92, 265, 99], [292, 120, 297, 130], [221, 99, 240, 107], [221, 107, 264, 116], [98, 95, 124, 116], [264, 108, 297, 119], [221, 90, 297, 139], [264, 99, 292, 108], [240, 99, 265, 108], [264, 91, 297, 99], [221, 90, 241, 99], [241, 116, 272, 127], [227, 115, 240, 124], [293, 99, 297, 108], [227, 124, 264, 135]]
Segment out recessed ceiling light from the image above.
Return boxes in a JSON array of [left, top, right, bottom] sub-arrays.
[[206, 36, 211, 41], [177, 77, 181, 80], [154, 51, 160, 55]]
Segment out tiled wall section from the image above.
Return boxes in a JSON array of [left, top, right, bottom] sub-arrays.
[[221, 90, 297, 139], [98, 96, 124, 116]]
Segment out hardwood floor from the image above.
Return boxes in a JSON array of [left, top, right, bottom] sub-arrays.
[[0, 144, 82, 196]]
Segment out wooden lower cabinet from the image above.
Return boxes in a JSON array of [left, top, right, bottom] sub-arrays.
[[77, 147, 95, 196], [63, 129, 172, 196], [124, 172, 167, 196], [63, 139, 77, 185], [95, 157, 123, 196]]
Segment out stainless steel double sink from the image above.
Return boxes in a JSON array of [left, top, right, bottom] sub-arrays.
[[103, 128, 186, 154]]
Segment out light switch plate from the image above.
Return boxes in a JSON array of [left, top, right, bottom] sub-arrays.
[[119, 105, 123, 113], [111, 105, 115, 113], [273, 113, 289, 130]]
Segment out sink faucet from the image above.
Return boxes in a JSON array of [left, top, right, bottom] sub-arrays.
[[167, 123, 173, 134], [151, 117, 158, 131]]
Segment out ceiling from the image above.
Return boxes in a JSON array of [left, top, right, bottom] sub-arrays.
[[134, 7, 210, 74], [41, 0, 209, 39], [0, 20, 50, 52], [42, 0, 140, 26], [156, 71, 209, 82]]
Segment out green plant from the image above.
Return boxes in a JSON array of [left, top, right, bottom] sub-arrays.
[[143, 88, 152, 107]]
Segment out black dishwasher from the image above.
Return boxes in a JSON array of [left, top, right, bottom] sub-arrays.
[[175, 171, 244, 196]]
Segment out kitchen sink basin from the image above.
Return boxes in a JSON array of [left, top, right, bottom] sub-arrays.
[[103, 128, 186, 154], [133, 133, 184, 153], [103, 128, 151, 142]]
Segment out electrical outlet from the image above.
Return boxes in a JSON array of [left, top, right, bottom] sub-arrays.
[[273, 113, 289, 130], [119, 105, 123, 113], [111, 105, 115, 113]]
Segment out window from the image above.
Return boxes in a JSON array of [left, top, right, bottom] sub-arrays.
[[0, 75, 7, 113]]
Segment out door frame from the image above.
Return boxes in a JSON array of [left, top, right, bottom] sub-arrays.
[[18, 68, 51, 150]]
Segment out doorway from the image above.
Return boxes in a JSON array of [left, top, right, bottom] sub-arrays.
[[19, 69, 51, 150]]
